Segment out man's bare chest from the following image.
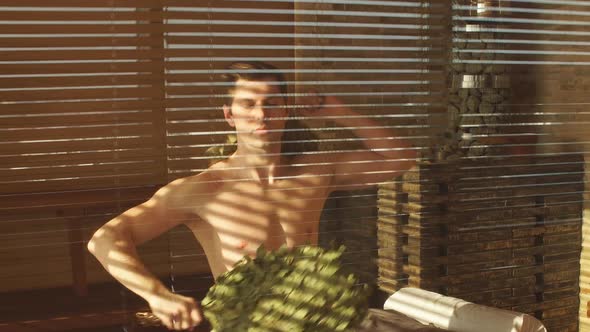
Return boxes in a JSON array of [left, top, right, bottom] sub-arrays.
[[181, 174, 331, 274], [198, 178, 328, 242], [203, 179, 326, 222]]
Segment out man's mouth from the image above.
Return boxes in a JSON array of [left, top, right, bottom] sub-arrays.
[[252, 127, 269, 135]]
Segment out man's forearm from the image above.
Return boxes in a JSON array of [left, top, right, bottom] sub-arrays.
[[329, 106, 416, 160], [88, 232, 169, 302]]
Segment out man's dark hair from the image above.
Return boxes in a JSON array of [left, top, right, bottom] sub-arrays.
[[221, 61, 288, 104]]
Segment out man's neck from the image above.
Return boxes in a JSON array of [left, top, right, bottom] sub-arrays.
[[230, 146, 284, 185]]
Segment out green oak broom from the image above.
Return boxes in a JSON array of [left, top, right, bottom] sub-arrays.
[[136, 245, 370, 331]]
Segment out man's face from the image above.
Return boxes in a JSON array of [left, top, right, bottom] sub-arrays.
[[224, 78, 288, 150]]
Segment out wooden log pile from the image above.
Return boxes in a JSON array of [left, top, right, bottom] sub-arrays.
[[377, 155, 585, 332]]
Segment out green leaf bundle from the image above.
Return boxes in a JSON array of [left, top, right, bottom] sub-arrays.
[[201, 245, 370, 332]]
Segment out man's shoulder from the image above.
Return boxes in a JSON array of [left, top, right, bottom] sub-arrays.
[[172, 166, 226, 193], [158, 163, 228, 203]]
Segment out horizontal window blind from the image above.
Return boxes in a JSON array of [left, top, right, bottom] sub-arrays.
[[163, 0, 445, 176], [0, 3, 167, 195], [0, 2, 171, 294], [1, 0, 590, 331]]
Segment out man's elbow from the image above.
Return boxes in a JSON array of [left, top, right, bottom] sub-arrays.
[[87, 228, 105, 256], [86, 225, 128, 257], [87, 237, 96, 256]]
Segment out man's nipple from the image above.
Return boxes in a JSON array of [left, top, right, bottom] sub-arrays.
[[236, 240, 249, 250]]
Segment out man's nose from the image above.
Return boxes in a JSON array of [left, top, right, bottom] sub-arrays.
[[251, 103, 268, 122]]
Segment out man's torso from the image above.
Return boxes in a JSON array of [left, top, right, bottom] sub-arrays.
[[177, 158, 333, 277]]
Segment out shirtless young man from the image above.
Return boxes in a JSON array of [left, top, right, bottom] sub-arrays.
[[87, 61, 416, 331]]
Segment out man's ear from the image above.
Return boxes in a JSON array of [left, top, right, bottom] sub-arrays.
[[223, 104, 235, 127]]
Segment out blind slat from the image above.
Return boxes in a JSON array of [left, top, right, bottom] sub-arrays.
[[0, 0, 161, 7], [1, 100, 162, 114], [0, 138, 158, 156], [164, 62, 439, 71], [0, 11, 162, 21], [0, 24, 164, 34], [0, 87, 163, 101], [0, 50, 163, 61], [164, 72, 442, 84], [0, 37, 162, 48], [1, 175, 164, 195], [1, 149, 160, 167], [0, 62, 165, 75], [0, 112, 155, 127], [0, 75, 160, 89], [165, 36, 427, 47], [1, 162, 162, 182], [3, 124, 157, 141], [0, 186, 155, 210], [164, 84, 443, 98]]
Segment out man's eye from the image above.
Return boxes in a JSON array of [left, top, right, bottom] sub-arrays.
[[239, 101, 255, 108]]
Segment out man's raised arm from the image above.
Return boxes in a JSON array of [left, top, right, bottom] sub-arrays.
[[301, 95, 417, 190]]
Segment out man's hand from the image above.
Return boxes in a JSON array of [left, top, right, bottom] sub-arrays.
[[147, 290, 203, 331]]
